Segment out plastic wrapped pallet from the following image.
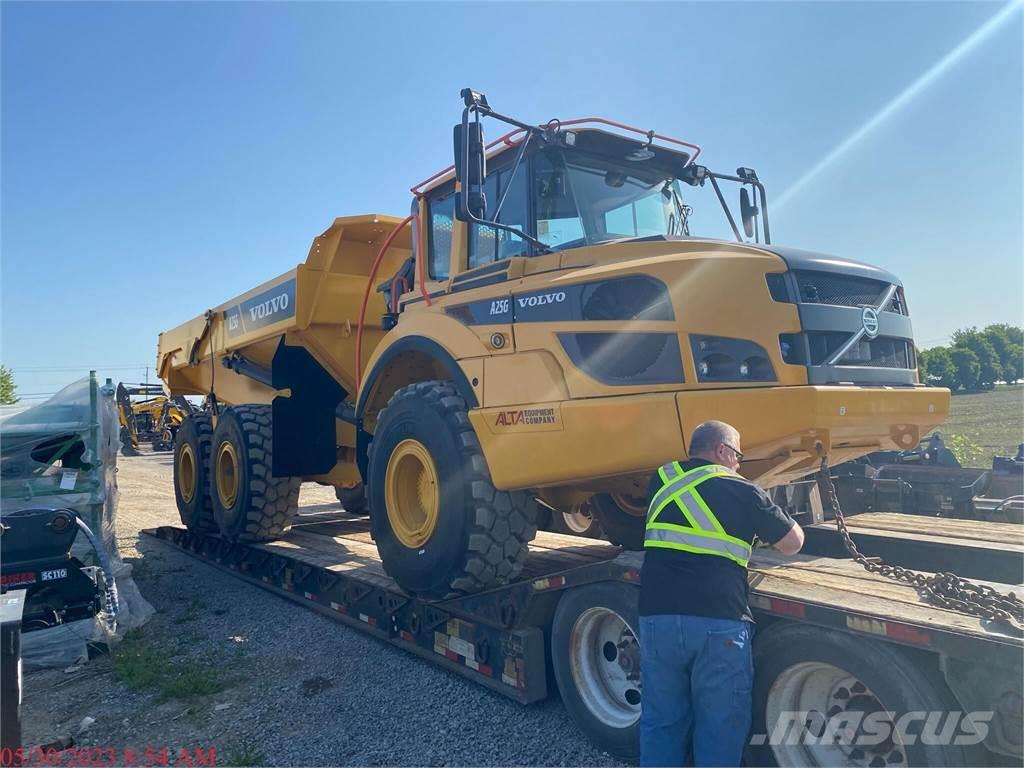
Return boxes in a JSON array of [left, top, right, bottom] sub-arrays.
[[1, 373, 153, 668]]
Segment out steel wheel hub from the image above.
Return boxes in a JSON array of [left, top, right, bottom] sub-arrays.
[[767, 662, 907, 768], [385, 439, 440, 549], [569, 606, 642, 728]]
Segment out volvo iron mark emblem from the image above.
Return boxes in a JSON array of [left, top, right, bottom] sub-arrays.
[[861, 306, 880, 339]]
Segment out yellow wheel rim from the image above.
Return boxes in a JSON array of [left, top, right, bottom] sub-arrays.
[[178, 443, 197, 504], [384, 439, 440, 549], [611, 493, 648, 518], [215, 441, 240, 509]]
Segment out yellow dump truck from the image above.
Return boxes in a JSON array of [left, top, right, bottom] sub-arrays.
[[157, 90, 949, 598]]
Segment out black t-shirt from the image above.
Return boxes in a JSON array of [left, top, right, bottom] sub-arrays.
[[639, 458, 796, 621]]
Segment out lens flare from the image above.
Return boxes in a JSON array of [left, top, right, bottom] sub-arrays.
[[775, 0, 1023, 212]]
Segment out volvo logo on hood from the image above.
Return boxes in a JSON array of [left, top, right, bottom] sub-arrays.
[[861, 307, 880, 339]]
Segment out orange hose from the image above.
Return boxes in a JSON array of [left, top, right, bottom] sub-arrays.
[[355, 215, 414, 392]]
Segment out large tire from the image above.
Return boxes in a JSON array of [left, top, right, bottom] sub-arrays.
[[173, 414, 217, 533], [367, 380, 538, 598], [750, 623, 984, 767], [210, 405, 300, 542], [591, 493, 647, 550], [550, 582, 641, 761], [335, 483, 368, 515], [549, 497, 603, 539]]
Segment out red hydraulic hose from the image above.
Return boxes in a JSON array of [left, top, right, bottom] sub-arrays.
[[355, 215, 414, 391]]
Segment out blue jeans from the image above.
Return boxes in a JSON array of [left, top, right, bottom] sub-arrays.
[[639, 614, 753, 767]]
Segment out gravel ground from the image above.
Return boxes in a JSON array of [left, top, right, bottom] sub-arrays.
[[21, 450, 621, 767]]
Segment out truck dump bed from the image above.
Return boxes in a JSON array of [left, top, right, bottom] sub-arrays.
[[156, 215, 411, 405]]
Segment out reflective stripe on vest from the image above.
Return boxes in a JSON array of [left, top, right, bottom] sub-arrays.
[[645, 462, 753, 567]]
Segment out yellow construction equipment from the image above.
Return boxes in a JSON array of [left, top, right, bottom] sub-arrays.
[[157, 90, 949, 597], [116, 383, 192, 454]]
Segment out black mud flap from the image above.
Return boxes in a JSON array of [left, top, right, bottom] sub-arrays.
[[271, 338, 347, 477]]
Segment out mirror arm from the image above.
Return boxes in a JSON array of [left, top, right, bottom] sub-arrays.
[[458, 104, 551, 255], [708, 173, 743, 242], [493, 133, 532, 219], [755, 182, 771, 244]]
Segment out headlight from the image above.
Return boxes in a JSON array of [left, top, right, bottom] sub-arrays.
[[691, 336, 776, 382]]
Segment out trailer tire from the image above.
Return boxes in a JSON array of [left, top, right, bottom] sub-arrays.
[[591, 493, 647, 550], [750, 623, 984, 767], [173, 413, 217, 533], [551, 582, 641, 762], [210, 405, 300, 542], [335, 483, 368, 515], [549, 498, 603, 539], [367, 380, 537, 598]]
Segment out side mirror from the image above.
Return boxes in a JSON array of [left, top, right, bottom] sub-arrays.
[[740, 187, 758, 239], [453, 122, 487, 220]]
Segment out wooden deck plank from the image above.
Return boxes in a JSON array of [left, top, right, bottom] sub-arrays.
[[842, 512, 1024, 547]]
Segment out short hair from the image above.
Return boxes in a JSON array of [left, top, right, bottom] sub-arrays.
[[689, 420, 739, 457]]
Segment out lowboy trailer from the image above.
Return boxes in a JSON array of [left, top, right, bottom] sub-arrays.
[[145, 511, 1023, 767]]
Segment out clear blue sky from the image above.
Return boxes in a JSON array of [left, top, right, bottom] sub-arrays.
[[3, 1, 1021, 400]]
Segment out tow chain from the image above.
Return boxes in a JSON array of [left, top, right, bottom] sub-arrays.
[[815, 456, 1024, 632]]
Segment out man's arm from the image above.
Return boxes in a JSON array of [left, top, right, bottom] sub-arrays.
[[750, 485, 804, 555], [772, 523, 805, 555]]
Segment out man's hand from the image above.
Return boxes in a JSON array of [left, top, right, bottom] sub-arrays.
[[773, 522, 805, 555]]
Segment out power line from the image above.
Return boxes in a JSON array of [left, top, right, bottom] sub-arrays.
[[8, 365, 150, 372]]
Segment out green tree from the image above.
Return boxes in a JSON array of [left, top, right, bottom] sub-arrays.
[[920, 346, 956, 388], [949, 347, 980, 391], [952, 328, 1002, 388], [1003, 343, 1023, 383], [982, 324, 1023, 381], [0, 365, 17, 405]]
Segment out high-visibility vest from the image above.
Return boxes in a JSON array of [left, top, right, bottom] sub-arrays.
[[644, 462, 753, 567]]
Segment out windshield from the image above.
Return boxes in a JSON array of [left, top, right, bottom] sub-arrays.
[[534, 149, 689, 250]]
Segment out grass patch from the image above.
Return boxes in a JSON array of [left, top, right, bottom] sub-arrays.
[[936, 384, 1024, 464], [220, 744, 264, 767], [113, 630, 227, 703]]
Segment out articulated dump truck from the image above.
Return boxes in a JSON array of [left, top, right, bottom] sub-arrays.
[[157, 90, 949, 598]]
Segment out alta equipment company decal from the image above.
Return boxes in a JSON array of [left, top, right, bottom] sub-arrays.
[[487, 406, 563, 434]]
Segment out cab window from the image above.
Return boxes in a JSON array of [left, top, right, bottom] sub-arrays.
[[534, 150, 586, 249], [468, 166, 528, 268], [428, 191, 455, 280]]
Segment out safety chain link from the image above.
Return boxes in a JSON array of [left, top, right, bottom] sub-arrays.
[[816, 457, 1023, 632]]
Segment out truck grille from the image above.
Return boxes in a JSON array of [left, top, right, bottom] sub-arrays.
[[794, 271, 906, 314], [807, 332, 914, 369]]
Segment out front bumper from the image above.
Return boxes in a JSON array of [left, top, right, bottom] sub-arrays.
[[469, 385, 950, 490]]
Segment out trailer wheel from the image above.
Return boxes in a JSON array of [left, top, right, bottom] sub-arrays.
[[549, 498, 603, 539], [751, 623, 983, 767], [335, 483, 368, 515], [173, 413, 216, 533], [210, 405, 300, 542], [591, 493, 647, 550], [551, 582, 641, 761], [367, 380, 538, 598]]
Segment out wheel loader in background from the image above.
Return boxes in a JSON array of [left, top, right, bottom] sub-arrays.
[[156, 90, 949, 598], [116, 383, 192, 455]]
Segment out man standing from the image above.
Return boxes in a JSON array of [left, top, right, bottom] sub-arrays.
[[639, 420, 805, 767]]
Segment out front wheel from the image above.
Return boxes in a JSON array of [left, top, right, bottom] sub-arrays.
[[550, 582, 641, 761], [367, 380, 537, 598], [751, 624, 984, 767]]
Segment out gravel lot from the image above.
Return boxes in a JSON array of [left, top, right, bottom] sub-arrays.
[[22, 451, 620, 767]]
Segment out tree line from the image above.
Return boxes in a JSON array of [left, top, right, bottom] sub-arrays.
[[917, 324, 1023, 392]]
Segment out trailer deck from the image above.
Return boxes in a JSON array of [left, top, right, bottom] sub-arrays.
[[803, 512, 1024, 584], [145, 511, 1022, 687]]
